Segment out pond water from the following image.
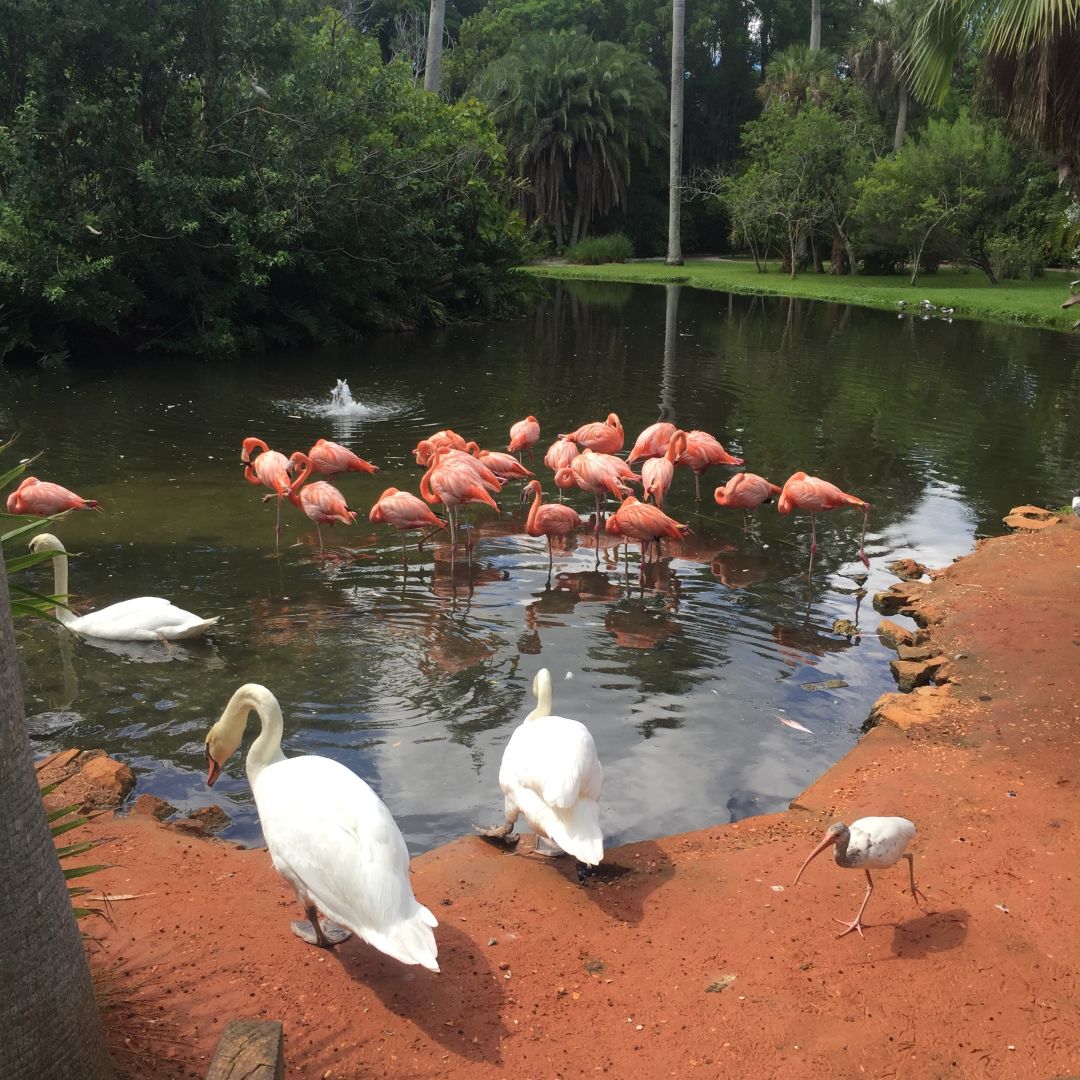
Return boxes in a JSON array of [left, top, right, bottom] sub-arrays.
[[4, 281, 1079, 851]]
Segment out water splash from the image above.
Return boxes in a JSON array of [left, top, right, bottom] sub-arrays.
[[326, 379, 369, 417]]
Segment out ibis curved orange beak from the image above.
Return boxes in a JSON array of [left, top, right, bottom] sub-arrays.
[[793, 831, 839, 886]]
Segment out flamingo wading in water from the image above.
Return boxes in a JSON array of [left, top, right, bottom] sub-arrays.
[[714, 472, 782, 533], [793, 817, 926, 938], [285, 452, 357, 551], [242, 437, 292, 552], [777, 471, 871, 574], [560, 413, 624, 455], [369, 487, 446, 568], [641, 430, 687, 509], [677, 430, 744, 500], [522, 479, 585, 573], [305, 439, 379, 478], [7, 477, 101, 516], [627, 421, 677, 464], [508, 416, 540, 456], [420, 448, 500, 551], [605, 495, 689, 570]]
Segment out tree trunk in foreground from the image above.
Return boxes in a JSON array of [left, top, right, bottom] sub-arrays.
[[666, 0, 686, 266], [423, 0, 445, 93], [810, 0, 821, 50], [0, 550, 113, 1080]]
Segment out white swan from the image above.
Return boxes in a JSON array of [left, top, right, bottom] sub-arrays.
[[28, 533, 219, 641], [205, 684, 439, 970], [477, 668, 604, 865]]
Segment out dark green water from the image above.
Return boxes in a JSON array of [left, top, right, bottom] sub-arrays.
[[4, 281, 1079, 850]]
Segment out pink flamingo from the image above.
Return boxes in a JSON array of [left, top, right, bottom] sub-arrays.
[[544, 438, 580, 500], [677, 430, 745, 499], [6, 477, 101, 515], [777, 471, 871, 574], [557, 450, 638, 531], [242, 437, 292, 551], [641, 431, 688, 509], [463, 442, 534, 481], [369, 486, 446, 568], [714, 472, 783, 533], [412, 430, 468, 467], [285, 452, 358, 551], [522, 479, 585, 572], [559, 412, 624, 455], [605, 496, 689, 566], [420, 448, 500, 550], [627, 422, 677, 464], [508, 415, 540, 455], [305, 439, 379, 478]]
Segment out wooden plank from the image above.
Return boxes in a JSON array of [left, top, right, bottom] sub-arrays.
[[206, 1019, 284, 1080]]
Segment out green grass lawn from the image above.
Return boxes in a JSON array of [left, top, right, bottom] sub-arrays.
[[525, 258, 1078, 332]]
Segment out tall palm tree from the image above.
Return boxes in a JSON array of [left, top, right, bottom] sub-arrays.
[[907, 0, 1080, 180], [423, 0, 445, 92], [849, 0, 921, 150], [0, 550, 114, 1079], [481, 30, 666, 247], [667, 0, 686, 265], [811, 0, 822, 50], [758, 44, 838, 109]]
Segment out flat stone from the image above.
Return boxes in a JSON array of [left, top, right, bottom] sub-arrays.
[[207, 1019, 284, 1080], [876, 619, 915, 650], [1003, 505, 1060, 531], [887, 558, 929, 581], [897, 643, 935, 662], [866, 687, 951, 731], [76, 755, 136, 809], [185, 805, 230, 833], [872, 581, 929, 618], [889, 655, 949, 693], [132, 793, 177, 821]]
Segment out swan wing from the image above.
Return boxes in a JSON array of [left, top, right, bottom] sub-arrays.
[[253, 756, 439, 971], [66, 597, 219, 640]]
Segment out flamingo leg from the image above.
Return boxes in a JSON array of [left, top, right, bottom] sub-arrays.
[[594, 493, 603, 532], [694, 471, 702, 500], [547, 536, 554, 574], [807, 511, 818, 577], [274, 495, 282, 553], [835, 869, 874, 938], [315, 521, 324, 552], [858, 503, 871, 568], [742, 510, 749, 536], [904, 853, 927, 904], [399, 533, 409, 569]]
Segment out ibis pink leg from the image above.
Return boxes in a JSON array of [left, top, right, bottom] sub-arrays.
[[835, 869, 874, 938], [904, 853, 927, 904]]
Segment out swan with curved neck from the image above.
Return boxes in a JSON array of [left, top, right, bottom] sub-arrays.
[[28, 533, 219, 641], [205, 684, 439, 968], [476, 668, 604, 867]]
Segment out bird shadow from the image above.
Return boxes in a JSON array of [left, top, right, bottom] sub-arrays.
[[577, 840, 676, 926], [890, 907, 969, 959], [331, 923, 506, 1065]]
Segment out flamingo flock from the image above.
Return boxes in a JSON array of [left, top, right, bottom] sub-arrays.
[[229, 410, 870, 578]]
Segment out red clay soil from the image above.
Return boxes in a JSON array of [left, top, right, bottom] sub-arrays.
[[73, 518, 1080, 1079]]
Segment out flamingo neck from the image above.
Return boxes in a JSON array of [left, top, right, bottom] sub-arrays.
[[526, 486, 543, 534], [287, 453, 314, 507], [525, 670, 552, 721]]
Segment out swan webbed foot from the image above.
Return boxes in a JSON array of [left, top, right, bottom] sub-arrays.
[[474, 821, 520, 847], [576, 862, 597, 884], [531, 834, 565, 858], [291, 915, 351, 948]]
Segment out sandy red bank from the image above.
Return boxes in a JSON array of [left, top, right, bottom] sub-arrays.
[[49, 517, 1079, 1078]]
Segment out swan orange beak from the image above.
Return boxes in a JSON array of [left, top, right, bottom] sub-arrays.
[[793, 831, 839, 886], [205, 746, 221, 787]]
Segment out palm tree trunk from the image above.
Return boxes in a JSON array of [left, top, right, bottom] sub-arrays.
[[660, 284, 680, 421], [0, 551, 113, 1080], [423, 0, 445, 93], [893, 86, 909, 151], [666, 0, 686, 266], [810, 0, 821, 50]]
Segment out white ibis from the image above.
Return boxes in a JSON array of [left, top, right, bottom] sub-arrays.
[[793, 816, 926, 937]]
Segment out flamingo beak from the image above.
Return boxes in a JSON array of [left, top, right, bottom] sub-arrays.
[[205, 746, 221, 787], [792, 831, 839, 886]]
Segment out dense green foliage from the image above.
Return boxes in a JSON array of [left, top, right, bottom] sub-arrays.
[[0, 0, 532, 358], [564, 233, 634, 263]]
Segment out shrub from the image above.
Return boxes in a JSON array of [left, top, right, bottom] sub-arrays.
[[986, 235, 1042, 280], [563, 233, 634, 264]]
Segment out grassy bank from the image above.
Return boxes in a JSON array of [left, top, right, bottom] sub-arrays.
[[525, 259, 1078, 331]]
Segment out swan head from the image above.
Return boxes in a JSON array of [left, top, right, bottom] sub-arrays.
[[204, 683, 277, 786], [28, 532, 66, 556]]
